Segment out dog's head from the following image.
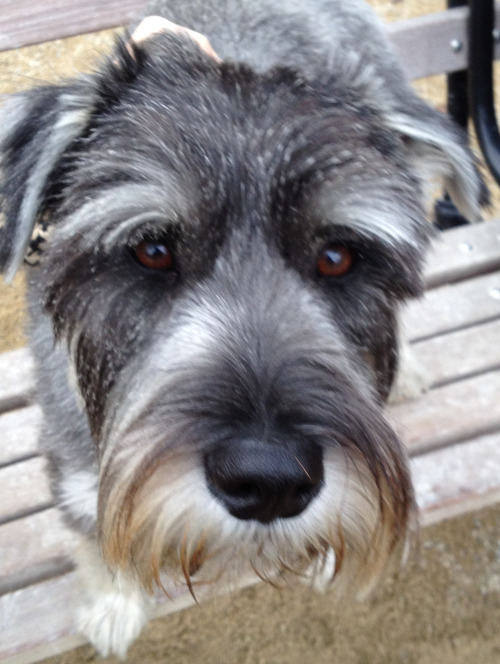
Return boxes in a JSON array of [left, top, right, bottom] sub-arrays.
[[0, 28, 484, 594]]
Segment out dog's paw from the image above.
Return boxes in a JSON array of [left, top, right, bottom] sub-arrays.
[[78, 589, 150, 659]]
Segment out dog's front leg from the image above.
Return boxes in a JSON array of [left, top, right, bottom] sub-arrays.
[[76, 538, 152, 659]]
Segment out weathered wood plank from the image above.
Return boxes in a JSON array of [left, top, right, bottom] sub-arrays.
[[0, 0, 142, 51], [424, 219, 500, 289], [1, 2, 499, 83], [0, 508, 74, 592], [412, 317, 500, 388], [421, 487, 500, 527], [0, 348, 35, 414], [388, 369, 500, 455], [411, 431, 500, 517], [0, 556, 74, 599], [0, 405, 41, 466], [0, 457, 52, 524], [386, 4, 500, 80], [402, 271, 500, 342], [0, 573, 83, 663]]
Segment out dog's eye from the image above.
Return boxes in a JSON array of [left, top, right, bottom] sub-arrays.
[[133, 239, 174, 271], [317, 244, 353, 278]]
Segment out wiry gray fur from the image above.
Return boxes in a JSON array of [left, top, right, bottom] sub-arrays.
[[0, 0, 484, 657]]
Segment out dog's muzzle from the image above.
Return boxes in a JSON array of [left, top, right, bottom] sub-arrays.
[[204, 437, 324, 523]]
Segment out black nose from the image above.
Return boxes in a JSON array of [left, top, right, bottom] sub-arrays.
[[204, 438, 324, 523]]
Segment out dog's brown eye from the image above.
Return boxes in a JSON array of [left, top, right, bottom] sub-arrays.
[[134, 240, 174, 270], [317, 244, 353, 278]]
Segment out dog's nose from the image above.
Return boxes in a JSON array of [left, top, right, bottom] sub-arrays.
[[204, 439, 323, 523]]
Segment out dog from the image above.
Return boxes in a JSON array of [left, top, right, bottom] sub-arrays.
[[0, 0, 484, 657]]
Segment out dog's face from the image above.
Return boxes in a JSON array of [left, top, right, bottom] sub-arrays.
[[0, 32, 481, 594]]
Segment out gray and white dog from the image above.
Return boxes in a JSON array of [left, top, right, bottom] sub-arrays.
[[0, 0, 484, 657]]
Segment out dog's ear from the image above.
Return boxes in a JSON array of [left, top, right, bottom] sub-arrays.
[[383, 96, 487, 222], [0, 34, 169, 283], [0, 81, 98, 281]]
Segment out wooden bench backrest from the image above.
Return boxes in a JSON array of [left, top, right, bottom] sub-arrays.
[[1, 2, 499, 80]]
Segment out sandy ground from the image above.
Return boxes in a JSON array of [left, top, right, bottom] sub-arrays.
[[39, 507, 500, 664], [2, 1, 500, 663]]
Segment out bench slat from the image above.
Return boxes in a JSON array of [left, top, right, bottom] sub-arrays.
[[411, 431, 500, 517], [1, 3, 500, 83], [0, 508, 74, 593], [413, 317, 500, 387], [0, 0, 142, 51], [424, 219, 500, 288], [0, 349, 35, 414], [386, 4, 500, 80], [403, 270, 500, 342], [0, 406, 41, 466], [0, 573, 84, 663], [0, 458, 52, 524], [388, 369, 500, 454]]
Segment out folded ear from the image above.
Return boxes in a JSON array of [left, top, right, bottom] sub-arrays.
[[0, 81, 98, 281], [0, 31, 174, 283], [383, 96, 487, 223]]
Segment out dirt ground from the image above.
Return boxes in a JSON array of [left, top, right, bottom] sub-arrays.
[[2, 1, 500, 662], [39, 507, 500, 664]]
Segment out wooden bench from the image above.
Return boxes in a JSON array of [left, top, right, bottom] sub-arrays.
[[2, 218, 500, 664], [1, 2, 500, 663]]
